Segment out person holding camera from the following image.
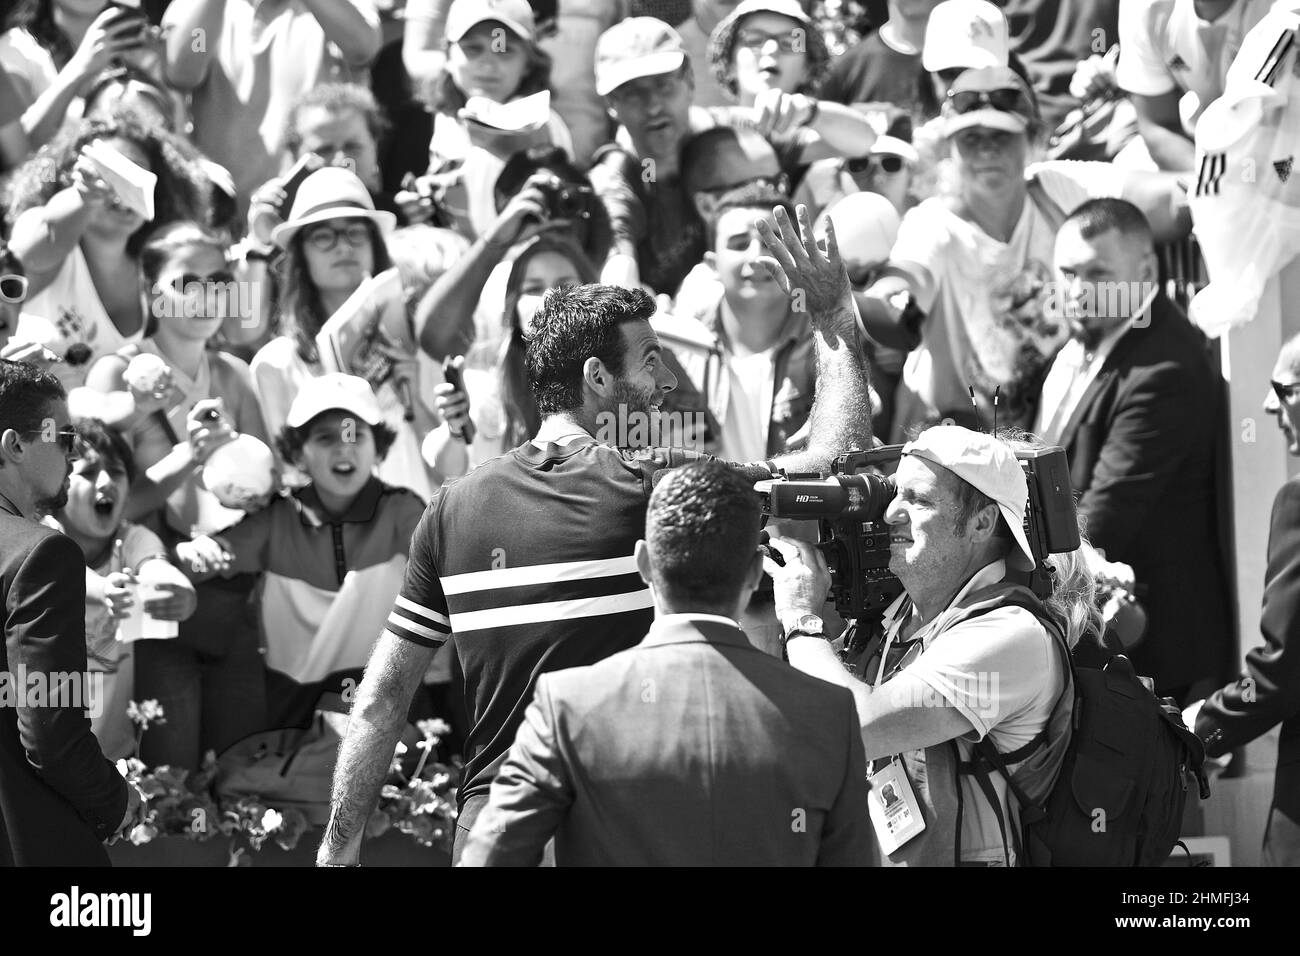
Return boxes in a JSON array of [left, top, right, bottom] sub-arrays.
[[457, 461, 871, 866], [770, 424, 1069, 866], [316, 202, 873, 866]]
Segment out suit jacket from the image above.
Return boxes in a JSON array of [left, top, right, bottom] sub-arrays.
[[0, 508, 128, 866], [1044, 294, 1231, 692], [1197, 477, 1300, 840], [459, 616, 872, 866]]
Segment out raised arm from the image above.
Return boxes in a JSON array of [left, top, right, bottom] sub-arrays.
[[754, 204, 873, 474], [162, 0, 228, 91], [299, 0, 383, 68]]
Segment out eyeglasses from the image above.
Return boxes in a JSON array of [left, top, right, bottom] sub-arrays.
[[845, 155, 906, 175], [736, 29, 804, 53], [948, 87, 1031, 115], [303, 222, 372, 252], [697, 174, 788, 201], [25, 426, 78, 455], [1271, 380, 1300, 403], [0, 273, 27, 304]]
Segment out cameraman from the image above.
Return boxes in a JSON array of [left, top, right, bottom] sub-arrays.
[[768, 425, 1069, 866]]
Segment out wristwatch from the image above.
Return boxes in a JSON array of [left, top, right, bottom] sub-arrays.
[[783, 613, 826, 643]]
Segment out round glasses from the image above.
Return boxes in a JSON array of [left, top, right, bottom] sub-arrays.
[[0, 273, 28, 304], [736, 29, 804, 54], [304, 222, 372, 253]]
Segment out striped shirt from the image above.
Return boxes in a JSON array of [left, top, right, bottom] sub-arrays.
[[386, 436, 774, 804]]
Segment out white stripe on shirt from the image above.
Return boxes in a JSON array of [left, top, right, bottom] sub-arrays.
[[440, 555, 641, 595], [448, 588, 654, 633]]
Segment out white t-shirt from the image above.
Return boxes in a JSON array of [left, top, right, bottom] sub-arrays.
[[719, 348, 776, 464], [0, 28, 83, 129], [1117, 0, 1273, 132]]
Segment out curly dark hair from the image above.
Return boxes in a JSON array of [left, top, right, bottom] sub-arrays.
[[4, 114, 215, 256], [71, 416, 137, 486], [646, 460, 763, 608], [274, 220, 393, 365], [525, 284, 654, 416], [709, 4, 831, 100]]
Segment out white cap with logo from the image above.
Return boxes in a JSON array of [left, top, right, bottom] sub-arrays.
[[922, 0, 1011, 73], [902, 425, 1036, 572]]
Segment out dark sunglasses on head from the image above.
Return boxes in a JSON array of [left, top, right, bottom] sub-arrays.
[[948, 87, 1029, 115], [25, 425, 77, 455], [0, 273, 28, 304], [1271, 380, 1300, 403], [846, 155, 906, 175]]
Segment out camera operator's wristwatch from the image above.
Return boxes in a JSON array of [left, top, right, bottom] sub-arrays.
[[783, 613, 827, 643]]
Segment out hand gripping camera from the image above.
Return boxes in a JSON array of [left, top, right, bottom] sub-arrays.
[[756, 444, 1081, 642]]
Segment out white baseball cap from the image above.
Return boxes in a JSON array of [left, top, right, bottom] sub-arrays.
[[446, 0, 536, 43], [922, 0, 1010, 73], [595, 17, 688, 97], [902, 425, 1035, 572], [286, 373, 384, 429], [817, 193, 900, 271]]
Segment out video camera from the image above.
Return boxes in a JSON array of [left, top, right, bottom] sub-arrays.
[[755, 444, 1080, 626]]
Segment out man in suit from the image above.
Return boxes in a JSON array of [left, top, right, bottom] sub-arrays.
[[0, 359, 137, 865], [1033, 197, 1231, 703], [458, 461, 871, 866], [1185, 332, 1300, 866]]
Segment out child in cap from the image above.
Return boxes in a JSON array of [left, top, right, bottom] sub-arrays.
[[43, 418, 197, 760], [175, 374, 426, 729]]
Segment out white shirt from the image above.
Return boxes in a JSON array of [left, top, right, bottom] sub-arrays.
[[1117, 0, 1273, 132], [719, 348, 777, 464]]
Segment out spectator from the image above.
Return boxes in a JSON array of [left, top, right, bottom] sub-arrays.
[[1185, 330, 1300, 866], [794, 129, 920, 219], [0, 0, 162, 153], [0, 244, 29, 359], [589, 17, 709, 296], [1115, 0, 1272, 172], [5, 114, 213, 390], [915, 0, 1030, 122], [677, 0, 751, 108], [175, 373, 425, 731], [315, 206, 873, 867], [418, 0, 573, 241], [1032, 198, 1230, 703], [0, 358, 139, 864], [424, 231, 597, 482], [775, 424, 1070, 866], [819, 0, 943, 115], [859, 67, 1068, 440], [250, 167, 434, 499], [458, 461, 872, 866], [161, 0, 383, 222], [706, 0, 877, 183], [44, 417, 196, 761], [82, 220, 272, 770]]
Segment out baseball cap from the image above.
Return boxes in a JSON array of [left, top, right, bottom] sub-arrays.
[[942, 66, 1036, 136], [922, 0, 1010, 73], [446, 0, 536, 43], [595, 17, 688, 96], [720, 0, 812, 28], [816, 193, 900, 271], [286, 373, 384, 429], [871, 134, 920, 164], [902, 425, 1035, 572]]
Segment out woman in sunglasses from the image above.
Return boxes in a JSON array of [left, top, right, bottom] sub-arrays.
[[707, 0, 876, 188], [861, 66, 1074, 442], [250, 167, 433, 498], [4, 113, 211, 390]]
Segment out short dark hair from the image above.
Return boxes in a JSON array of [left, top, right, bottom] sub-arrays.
[[275, 413, 398, 465], [282, 83, 389, 157], [706, 183, 795, 247], [72, 417, 137, 485], [680, 126, 780, 196], [1062, 197, 1154, 247], [0, 359, 65, 436], [646, 460, 761, 607], [525, 284, 655, 415]]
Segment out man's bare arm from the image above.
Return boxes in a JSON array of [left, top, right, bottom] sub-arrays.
[[754, 205, 874, 475], [317, 631, 435, 865], [1131, 91, 1195, 173]]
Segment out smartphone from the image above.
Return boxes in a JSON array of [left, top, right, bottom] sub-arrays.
[[442, 355, 477, 445], [277, 153, 325, 217]]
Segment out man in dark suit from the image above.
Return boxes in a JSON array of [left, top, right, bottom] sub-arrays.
[[458, 461, 871, 866], [0, 360, 137, 865], [1186, 333, 1300, 866], [1033, 198, 1231, 703]]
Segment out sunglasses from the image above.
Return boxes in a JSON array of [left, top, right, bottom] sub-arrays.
[[736, 29, 804, 54], [304, 222, 372, 252], [0, 273, 28, 304], [948, 88, 1030, 115], [698, 174, 788, 201], [845, 155, 906, 175], [165, 269, 236, 294], [1271, 380, 1300, 403], [25, 425, 78, 455]]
